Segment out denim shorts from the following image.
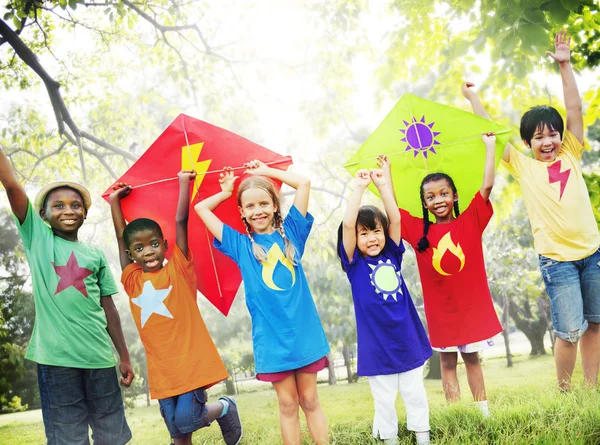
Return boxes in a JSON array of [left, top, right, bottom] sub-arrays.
[[37, 364, 131, 445], [159, 388, 210, 439], [539, 246, 600, 342]]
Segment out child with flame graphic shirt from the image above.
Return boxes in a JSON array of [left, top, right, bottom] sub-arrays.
[[394, 133, 502, 416]]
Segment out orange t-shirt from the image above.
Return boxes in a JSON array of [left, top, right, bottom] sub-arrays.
[[122, 246, 228, 399]]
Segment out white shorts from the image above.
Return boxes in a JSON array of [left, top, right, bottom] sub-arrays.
[[432, 338, 495, 353]]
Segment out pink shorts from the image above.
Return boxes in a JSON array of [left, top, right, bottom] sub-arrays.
[[256, 356, 329, 383]]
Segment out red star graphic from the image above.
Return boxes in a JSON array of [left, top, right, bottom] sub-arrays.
[[53, 252, 93, 298]]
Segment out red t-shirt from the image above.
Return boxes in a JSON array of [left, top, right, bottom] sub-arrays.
[[122, 246, 228, 399], [400, 192, 502, 348]]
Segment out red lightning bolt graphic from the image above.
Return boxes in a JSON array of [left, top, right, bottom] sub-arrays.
[[547, 160, 570, 200]]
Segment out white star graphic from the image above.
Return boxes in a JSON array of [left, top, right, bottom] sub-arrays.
[[132, 281, 174, 328]]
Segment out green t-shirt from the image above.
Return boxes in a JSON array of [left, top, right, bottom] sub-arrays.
[[14, 201, 118, 368]]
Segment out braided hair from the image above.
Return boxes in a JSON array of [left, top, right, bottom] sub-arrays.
[[416, 173, 460, 253], [237, 176, 298, 264]]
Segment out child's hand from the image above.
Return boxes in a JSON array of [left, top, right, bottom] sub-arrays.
[[109, 182, 132, 201], [370, 169, 386, 188], [461, 82, 477, 101], [376, 154, 391, 174], [178, 169, 197, 182], [354, 169, 371, 188], [547, 29, 571, 64], [119, 360, 135, 387], [243, 159, 271, 176], [219, 167, 239, 194], [482, 132, 496, 147]]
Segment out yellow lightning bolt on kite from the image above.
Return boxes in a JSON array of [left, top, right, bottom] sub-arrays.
[[182, 142, 212, 201], [431, 232, 465, 276]]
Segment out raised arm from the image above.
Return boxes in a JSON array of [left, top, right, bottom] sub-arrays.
[[0, 146, 28, 223], [462, 82, 512, 164], [371, 169, 401, 245], [342, 170, 371, 261], [547, 29, 583, 143], [480, 132, 497, 202], [175, 170, 196, 258], [244, 160, 311, 216], [194, 167, 238, 243], [109, 183, 134, 271], [376, 154, 398, 206]]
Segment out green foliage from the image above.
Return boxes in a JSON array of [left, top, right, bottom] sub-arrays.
[[2, 396, 28, 413]]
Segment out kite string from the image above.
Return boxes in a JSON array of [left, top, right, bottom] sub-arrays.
[[128, 157, 293, 190], [343, 129, 511, 168]]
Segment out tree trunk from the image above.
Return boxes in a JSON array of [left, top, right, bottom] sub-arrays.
[[424, 351, 441, 380], [224, 378, 236, 395], [538, 296, 555, 355], [503, 294, 513, 367], [326, 351, 336, 385], [508, 299, 547, 356], [342, 343, 353, 383], [145, 381, 150, 407]]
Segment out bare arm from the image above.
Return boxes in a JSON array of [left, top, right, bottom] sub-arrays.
[[547, 29, 583, 143], [342, 170, 371, 261], [480, 133, 497, 202], [109, 184, 134, 271], [244, 160, 311, 216], [462, 82, 512, 163], [0, 146, 28, 223], [101, 296, 134, 387], [194, 168, 238, 243], [175, 170, 196, 258], [371, 169, 401, 245], [376, 155, 398, 207]]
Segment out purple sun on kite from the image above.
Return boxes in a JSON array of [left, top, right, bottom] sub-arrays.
[[400, 116, 441, 158]]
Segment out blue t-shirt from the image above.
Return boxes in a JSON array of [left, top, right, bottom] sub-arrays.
[[215, 205, 330, 373], [340, 238, 432, 376]]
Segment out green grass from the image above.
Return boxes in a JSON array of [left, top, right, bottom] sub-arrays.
[[1, 354, 599, 444]]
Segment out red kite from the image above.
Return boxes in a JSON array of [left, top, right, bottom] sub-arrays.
[[102, 114, 293, 315]]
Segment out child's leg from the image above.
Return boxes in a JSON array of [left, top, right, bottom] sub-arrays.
[[440, 351, 460, 402], [84, 367, 132, 445], [272, 374, 301, 445], [580, 252, 600, 386], [397, 366, 430, 438], [296, 371, 328, 445], [37, 364, 90, 444], [172, 434, 192, 445], [460, 351, 486, 401], [580, 322, 600, 386], [367, 374, 399, 440]]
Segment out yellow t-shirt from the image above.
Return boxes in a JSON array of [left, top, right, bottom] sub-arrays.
[[501, 130, 599, 261]]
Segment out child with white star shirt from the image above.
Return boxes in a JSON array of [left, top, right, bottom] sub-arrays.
[[110, 171, 242, 445], [337, 167, 432, 445]]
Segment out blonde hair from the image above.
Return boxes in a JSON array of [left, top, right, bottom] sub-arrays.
[[237, 176, 298, 265]]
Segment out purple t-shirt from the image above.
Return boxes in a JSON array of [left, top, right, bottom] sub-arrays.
[[340, 238, 432, 376]]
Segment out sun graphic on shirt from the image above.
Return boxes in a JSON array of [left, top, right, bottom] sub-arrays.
[[368, 259, 403, 302], [400, 115, 441, 159]]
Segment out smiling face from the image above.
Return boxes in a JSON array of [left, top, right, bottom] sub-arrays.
[[526, 124, 562, 162], [239, 187, 278, 235], [356, 222, 386, 257], [126, 229, 168, 272], [40, 187, 87, 240], [422, 179, 457, 223]]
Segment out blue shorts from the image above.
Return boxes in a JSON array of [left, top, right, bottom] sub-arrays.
[[159, 388, 210, 439], [37, 364, 131, 445], [539, 246, 600, 342]]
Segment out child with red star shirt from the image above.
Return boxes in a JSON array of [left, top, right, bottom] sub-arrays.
[[0, 147, 133, 444], [464, 29, 600, 392]]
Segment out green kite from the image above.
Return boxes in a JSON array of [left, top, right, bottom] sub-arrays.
[[345, 93, 511, 217]]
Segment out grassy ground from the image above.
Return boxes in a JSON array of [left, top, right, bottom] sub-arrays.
[[1, 354, 599, 444]]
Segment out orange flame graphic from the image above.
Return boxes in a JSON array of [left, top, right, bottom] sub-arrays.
[[431, 232, 465, 276]]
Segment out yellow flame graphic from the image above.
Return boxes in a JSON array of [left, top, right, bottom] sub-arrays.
[[262, 243, 295, 291], [431, 232, 465, 276], [182, 142, 212, 201]]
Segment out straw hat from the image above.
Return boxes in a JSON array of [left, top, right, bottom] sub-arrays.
[[34, 181, 92, 213]]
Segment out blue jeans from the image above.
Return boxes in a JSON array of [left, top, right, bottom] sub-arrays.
[[539, 247, 600, 342], [38, 364, 131, 445], [158, 388, 210, 439]]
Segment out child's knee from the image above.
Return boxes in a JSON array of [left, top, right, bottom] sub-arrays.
[[278, 394, 300, 416], [299, 392, 320, 413]]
